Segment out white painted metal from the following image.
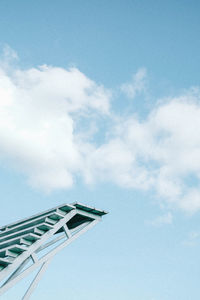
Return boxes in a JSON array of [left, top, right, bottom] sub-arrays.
[[22, 259, 52, 300], [63, 224, 72, 238], [0, 203, 107, 299]]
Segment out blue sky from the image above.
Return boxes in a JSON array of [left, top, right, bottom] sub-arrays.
[[0, 1, 200, 299]]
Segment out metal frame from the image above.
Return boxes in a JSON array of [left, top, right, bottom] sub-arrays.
[[0, 203, 107, 299]]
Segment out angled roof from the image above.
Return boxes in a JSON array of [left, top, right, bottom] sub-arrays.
[[0, 203, 107, 271]]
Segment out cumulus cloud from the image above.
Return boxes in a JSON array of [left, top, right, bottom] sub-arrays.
[[83, 89, 200, 213], [0, 51, 111, 191], [1, 48, 200, 214]]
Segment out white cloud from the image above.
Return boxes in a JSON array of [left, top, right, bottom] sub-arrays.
[[83, 89, 200, 213], [120, 68, 147, 99], [1, 48, 200, 214], [0, 53, 111, 191]]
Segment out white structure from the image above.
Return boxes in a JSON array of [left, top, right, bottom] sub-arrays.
[[0, 203, 107, 299]]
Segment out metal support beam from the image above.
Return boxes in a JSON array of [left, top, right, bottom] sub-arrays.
[[0, 209, 77, 282], [63, 224, 71, 238], [2, 257, 30, 287], [0, 220, 98, 296], [30, 253, 38, 264], [22, 259, 52, 300], [0, 203, 107, 299]]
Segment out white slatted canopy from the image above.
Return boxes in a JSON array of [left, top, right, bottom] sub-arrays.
[[0, 203, 107, 299]]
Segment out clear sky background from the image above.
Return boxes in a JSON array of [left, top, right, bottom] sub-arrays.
[[0, 1, 200, 299]]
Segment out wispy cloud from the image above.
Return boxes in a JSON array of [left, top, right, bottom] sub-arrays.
[[0, 44, 18, 68], [148, 212, 173, 226], [183, 231, 200, 247], [120, 68, 147, 99]]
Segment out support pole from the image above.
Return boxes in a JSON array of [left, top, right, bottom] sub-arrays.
[[0, 220, 98, 296], [1, 257, 30, 288], [22, 259, 52, 300]]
